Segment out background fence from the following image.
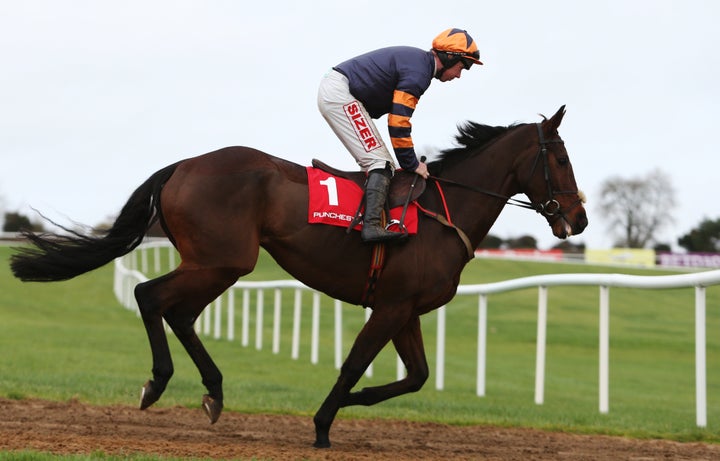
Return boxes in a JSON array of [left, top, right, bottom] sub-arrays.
[[114, 239, 720, 427]]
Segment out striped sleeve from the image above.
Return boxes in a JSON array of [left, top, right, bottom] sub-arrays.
[[387, 90, 420, 171]]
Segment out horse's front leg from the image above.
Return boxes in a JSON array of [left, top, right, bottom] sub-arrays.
[[313, 306, 410, 448], [342, 314, 429, 407]]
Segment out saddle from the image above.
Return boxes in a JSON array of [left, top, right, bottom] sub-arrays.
[[311, 159, 426, 208], [311, 159, 427, 308]]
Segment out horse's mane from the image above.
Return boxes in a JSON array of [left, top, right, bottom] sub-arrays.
[[430, 121, 525, 172]]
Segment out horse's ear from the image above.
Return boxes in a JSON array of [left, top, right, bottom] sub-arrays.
[[544, 105, 566, 132]]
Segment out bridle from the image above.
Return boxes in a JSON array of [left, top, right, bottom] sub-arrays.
[[527, 123, 584, 222], [428, 123, 583, 222]]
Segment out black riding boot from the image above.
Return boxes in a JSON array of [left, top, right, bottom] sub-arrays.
[[361, 169, 404, 243]]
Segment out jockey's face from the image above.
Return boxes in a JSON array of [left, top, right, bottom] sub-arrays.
[[438, 61, 465, 82]]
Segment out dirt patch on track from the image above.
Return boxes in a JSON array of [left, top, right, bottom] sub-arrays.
[[0, 398, 718, 460]]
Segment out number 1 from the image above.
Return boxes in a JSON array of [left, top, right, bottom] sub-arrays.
[[319, 177, 339, 206]]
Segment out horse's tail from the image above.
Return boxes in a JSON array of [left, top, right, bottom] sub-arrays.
[[10, 162, 181, 282]]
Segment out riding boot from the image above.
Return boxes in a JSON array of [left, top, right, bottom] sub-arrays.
[[361, 169, 404, 243]]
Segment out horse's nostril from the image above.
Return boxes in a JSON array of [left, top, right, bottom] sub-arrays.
[[576, 213, 589, 232]]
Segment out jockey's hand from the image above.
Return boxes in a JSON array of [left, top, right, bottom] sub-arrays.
[[414, 162, 429, 179]]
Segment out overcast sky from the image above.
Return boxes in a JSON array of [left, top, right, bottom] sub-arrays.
[[2, 0, 718, 250]]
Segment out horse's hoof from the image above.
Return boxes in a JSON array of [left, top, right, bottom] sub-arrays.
[[313, 428, 331, 449], [313, 439, 332, 449], [202, 394, 223, 424], [140, 380, 160, 410], [313, 415, 332, 448]]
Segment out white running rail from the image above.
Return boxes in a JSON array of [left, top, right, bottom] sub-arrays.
[[114, 240, 719, 427]]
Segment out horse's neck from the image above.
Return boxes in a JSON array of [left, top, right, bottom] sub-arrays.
[[439, 147, 520, 248]]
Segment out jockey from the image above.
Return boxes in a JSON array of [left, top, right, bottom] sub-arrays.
[[318, 28, 482, 243]]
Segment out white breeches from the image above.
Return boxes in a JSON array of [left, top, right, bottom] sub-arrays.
[[317, 69, 395, 172]]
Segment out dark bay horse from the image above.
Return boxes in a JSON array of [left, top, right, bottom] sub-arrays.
[[10, 105, 587, 448]]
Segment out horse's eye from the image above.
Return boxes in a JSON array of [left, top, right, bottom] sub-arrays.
[[556, 156, 569, 166]]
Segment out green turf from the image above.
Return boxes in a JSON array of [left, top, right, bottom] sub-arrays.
[[1, 244, 718, 445]]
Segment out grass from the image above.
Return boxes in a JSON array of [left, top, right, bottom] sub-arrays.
[[1, 244, 719, 450]]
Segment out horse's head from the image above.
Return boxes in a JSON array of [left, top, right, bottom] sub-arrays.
[[514, 106, 588, 239]]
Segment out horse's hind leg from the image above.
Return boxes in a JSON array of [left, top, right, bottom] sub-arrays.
[[136, 273, 177, 410], [162, 279, 238, 424], [136, 265, 242, 420], [342, 314, 429, 407]]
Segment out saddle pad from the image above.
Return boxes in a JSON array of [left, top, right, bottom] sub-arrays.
[[306, 167, 417, 233]]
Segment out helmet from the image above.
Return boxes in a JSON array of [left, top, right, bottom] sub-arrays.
[[432, 28, 482, 70]]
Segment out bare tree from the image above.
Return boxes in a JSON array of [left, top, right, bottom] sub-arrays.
[[597, 168, 676, 248]]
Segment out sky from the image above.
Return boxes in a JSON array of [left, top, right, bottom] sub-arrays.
[[1, 0, 718, 250]]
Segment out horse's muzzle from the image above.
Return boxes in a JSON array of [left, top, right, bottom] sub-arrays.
[[553, 209, 588, 239]]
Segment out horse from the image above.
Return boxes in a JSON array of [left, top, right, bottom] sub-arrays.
[[10, 105, 587, 448]]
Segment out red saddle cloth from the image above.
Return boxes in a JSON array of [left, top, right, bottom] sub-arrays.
[[306, 167, 418, 233]]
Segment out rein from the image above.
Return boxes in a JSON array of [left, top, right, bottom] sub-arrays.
[[427, 176, 539, 211]]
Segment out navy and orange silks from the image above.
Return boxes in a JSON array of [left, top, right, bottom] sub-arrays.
[[333, 46, 435, 173]]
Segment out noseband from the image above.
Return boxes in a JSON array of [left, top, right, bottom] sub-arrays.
[[428, 123, 584, 221]]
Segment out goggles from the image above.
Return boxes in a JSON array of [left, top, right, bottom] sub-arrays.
[[439, 49, 481, 70]]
